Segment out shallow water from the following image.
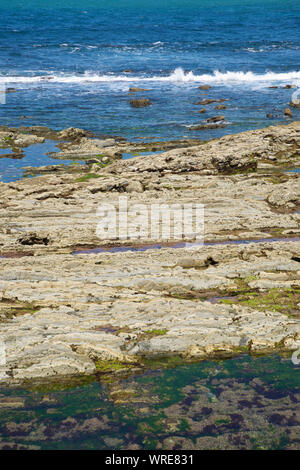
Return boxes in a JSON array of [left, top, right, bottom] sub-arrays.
[[122, 150, 162, 160], [0, 140, 84, 183], [72, 237, 300, 255], [0, 354, 299, 450]]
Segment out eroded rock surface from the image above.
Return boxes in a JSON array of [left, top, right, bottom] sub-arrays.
[[0, 122, 299, 383], [0, 241, 299, 383]]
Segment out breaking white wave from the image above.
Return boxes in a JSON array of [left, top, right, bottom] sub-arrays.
[[1, 67, 300, 86]]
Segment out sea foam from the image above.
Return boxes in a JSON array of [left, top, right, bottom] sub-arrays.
[[1, 68, 300, 86]]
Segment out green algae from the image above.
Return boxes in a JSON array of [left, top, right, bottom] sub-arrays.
[[140, 329, 168, 339], [219, 288, 300, 316], [22, 375, 96, 394], [0, 301, 41, 322], [250, 426, 289, 450], [145, 329, 167, 335], [0, 354, 298, 450], [141, 354, 186, 371], [95, 359, 135, 373], [76, 172, 103, 182]]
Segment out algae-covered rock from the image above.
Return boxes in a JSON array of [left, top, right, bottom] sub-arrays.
[[130, 98, 151, 108]]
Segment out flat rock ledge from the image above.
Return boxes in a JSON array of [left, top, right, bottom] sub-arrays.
[[0, 122, 299, 385], [0, 241, 299, 384]]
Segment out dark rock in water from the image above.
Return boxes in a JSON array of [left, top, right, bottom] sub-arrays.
[[197, 108, 207, 113], [129, 87, 149, 92], [284, 108, 293, 118], [1, 152, 24, 160], [86, 158, 101, 164], [196, 99, 228, 105], [189, 122, 227, 130], [196, 99, 216, 105], [123, 69, 132, 73], [284, 84, 297, 89], [215, 104, 227, 110], [199, 85, 211, 90], [1, 87, 17, 93], [189, 115, 226, 130], [266, 113, 274, 119], [207, 115, 225, 123], [269, 86, 278, 89], [130, 98, 152, 108]]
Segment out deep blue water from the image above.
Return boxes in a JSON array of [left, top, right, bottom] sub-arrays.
[[0, 0, 300, 177]]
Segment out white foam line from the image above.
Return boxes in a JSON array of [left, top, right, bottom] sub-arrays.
[[1, 68, 300, 85]]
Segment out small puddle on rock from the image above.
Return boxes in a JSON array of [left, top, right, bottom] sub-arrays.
[[1, 237, 299, 260], [122, 150, 162, 160], [72, 241, 187, 255], [93, 325, 119, 333], [285, 168, 300, 173], [72, 236, 300, 255]]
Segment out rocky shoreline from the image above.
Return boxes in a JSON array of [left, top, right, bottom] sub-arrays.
[[0, 122, 299, 385]]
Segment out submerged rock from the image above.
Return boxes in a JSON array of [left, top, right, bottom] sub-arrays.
[[284, 108, 293, 118], [189, 122, 227, 130], [130, 99, 152, 108], [196, 99, 227, 105], [129, 87, 149, 92], [206, 115, 225, 123]]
